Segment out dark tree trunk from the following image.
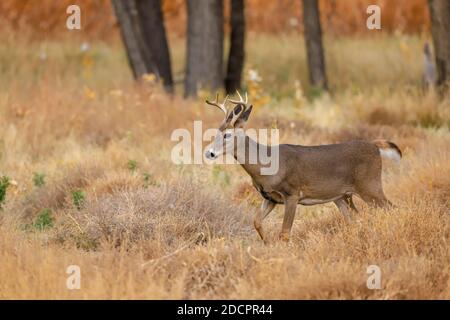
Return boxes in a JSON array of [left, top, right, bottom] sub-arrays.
[[428, 0, 450, 91], [136, 0, 174, 92], [225, 0, 245, 94], [111, 0, 150, 79], [111, 0, 173, 92], [185, 0, 224, 97], [302, 0, 328, 91]]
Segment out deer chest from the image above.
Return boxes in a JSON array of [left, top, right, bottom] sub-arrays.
[[253, 182, 284, 204]]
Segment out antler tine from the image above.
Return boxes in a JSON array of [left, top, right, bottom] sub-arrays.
[[205, 93, 228, 115], [243, 91, 248, 104], [236, 90, 247, 104], [223, 94, 229, 105], [229, 90, 248, 107]]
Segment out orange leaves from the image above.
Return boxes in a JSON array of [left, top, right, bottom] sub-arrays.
[[0, 0, 430, 40], [0, 0, 116, 39]]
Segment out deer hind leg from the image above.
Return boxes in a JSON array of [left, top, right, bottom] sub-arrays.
[[361, 194, 392, 208], [359, 185, 393, 208], [334, 198, 352, 221], [254, 199, 276, 243]]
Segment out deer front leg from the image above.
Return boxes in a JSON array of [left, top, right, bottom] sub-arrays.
[[279, 196, 299, 242], [254, 199, 276, 243], [334, 198, 352, 221]]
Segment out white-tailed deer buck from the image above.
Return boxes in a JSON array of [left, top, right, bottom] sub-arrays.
[[205, 92, 402, 243]]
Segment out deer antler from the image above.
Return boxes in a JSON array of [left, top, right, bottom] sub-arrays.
[[226, 90, 250, 126], [229, 90, 248, 107], [205, 93, 229, 115]]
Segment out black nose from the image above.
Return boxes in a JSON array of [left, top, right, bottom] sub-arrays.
[[206, 150, 216, 159]]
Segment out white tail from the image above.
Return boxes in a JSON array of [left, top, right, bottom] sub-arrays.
[[373, 139, 402, 162]]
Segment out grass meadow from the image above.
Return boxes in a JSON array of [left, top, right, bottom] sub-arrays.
[[0, 33, 449, 299]]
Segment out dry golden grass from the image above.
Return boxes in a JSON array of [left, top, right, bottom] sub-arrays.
[[0, 34, 449, 299]]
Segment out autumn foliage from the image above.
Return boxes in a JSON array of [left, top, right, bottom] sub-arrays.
[[0, 34, 449, 298], [0, 0, 430, 40], [0, 0, 448, 302]]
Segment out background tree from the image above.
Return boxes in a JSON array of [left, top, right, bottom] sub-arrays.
[[302, 0, 328, 91], [112, 0, 173, 92], [428, 0, 450, 91], [225, 0, 245, 94], [185, 0, 224, 97]]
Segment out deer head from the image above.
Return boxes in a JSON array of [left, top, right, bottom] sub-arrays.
[[204, 91, 253, 160]]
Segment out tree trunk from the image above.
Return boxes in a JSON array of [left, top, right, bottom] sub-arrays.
[[111, 0, 173, 92], [136, 0, 174, 92], [185, 0, 224, 97], [111, 0, 150, 79], [225, 0, 245, 94], [302, 0, 328, 91], [428, 0, 450, 91]]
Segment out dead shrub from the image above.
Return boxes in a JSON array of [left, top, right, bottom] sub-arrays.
[[65, 181, 253, 249], [366, 107, 403, 126], [17, 164, 105, 220]]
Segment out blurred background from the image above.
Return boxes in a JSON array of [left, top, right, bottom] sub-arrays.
[[0, 0, 449, 299], [0, 0, 432, 38], [0, 0, 446, 98]]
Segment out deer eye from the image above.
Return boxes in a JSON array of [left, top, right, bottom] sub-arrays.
[[224, 133, 232, 140]]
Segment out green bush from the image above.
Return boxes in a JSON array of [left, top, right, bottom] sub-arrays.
[[0, 176, 10, 208], [72, 190, 86, 210], [34, 209, 54, 230], [32, 172, 46, 187], [127, 160, 138, 172]]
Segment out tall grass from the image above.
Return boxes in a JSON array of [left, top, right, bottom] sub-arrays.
[[0, 33, 448, 299]]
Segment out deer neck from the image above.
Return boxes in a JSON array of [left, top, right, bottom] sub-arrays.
[[232, 134, 268, 180]]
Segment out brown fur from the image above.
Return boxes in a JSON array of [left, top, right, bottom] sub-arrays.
[[206, 98, 402, 243]]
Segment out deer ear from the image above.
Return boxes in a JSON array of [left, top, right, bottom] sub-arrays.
[[234, 105, 253, 128], [240, 105, 253, 121], [232, 104, 244, 116], [227, 104, 245, 126]]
